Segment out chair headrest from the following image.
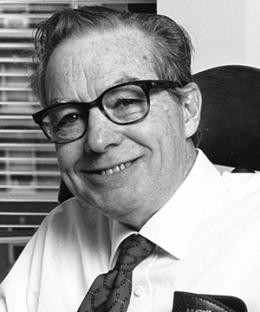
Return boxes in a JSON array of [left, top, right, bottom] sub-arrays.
[[193, 65, 260, 171]]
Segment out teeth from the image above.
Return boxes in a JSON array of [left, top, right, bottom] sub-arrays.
[[125, 162, 131, 168], [120, 163, 126, 170], [114, 166, 121, 172], [100, 162, 131, 175]]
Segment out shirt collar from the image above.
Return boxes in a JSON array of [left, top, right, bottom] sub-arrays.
[[109, 150, 221, 264]]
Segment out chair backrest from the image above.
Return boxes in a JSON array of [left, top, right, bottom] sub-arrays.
[[58, 180, 73, 203], [193, 65, 260, 171]]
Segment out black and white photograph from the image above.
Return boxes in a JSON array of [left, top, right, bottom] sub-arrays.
[[0, 1, 259, 311]]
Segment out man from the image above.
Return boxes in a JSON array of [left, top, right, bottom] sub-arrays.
[[0, 6, 259, 312]]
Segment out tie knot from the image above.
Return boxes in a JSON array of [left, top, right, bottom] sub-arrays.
[[115, 234, 155, 271]]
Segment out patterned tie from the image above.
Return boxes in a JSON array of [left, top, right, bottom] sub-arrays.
[[77, 234, 155, 312]]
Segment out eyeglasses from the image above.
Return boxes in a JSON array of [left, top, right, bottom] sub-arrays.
[[32, 79, 178, 144]]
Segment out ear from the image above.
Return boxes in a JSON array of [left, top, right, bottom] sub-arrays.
[[179, 82, 202, 139]]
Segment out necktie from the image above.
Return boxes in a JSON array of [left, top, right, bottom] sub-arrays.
[[78, 234, 155, 312]]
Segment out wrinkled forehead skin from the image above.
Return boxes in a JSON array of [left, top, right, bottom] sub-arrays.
[[44, 26, 158, 105]]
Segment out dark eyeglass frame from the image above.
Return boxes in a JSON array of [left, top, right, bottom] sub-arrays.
[[32, 79, 179, 143]]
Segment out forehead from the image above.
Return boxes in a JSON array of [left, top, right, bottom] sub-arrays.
[[45, 26, 157, 102]]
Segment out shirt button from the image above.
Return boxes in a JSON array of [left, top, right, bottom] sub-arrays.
[[134, 285, 144, 297]]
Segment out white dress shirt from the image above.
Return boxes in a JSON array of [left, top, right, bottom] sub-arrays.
[[1, 150, 260, 312]]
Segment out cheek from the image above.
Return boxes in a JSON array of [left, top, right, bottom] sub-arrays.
[[147, 102, 186, 171], [149, 100, 185, 143], [55, 141, 83, 172]]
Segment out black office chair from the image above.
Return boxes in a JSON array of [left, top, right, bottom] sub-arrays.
[[58, 65, 260, 203], [193, 64, 260, 172], [58, 179, 73, 203]]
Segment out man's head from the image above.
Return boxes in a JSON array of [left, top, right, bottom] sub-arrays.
[[32, 6, 201, 229]]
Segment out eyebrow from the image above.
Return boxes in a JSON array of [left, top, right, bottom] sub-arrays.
[[50, 98, 68, 105], [49, 76, 141, 106], [112, 75, 140, 86]]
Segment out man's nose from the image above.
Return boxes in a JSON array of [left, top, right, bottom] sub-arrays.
[[84, 108, 123, 153]]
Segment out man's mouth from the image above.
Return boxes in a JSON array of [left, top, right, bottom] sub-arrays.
[[86, 160, 134, 176], [100, 161, 132, 175]]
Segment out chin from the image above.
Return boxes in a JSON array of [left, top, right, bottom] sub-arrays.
[[88, 190, 140, 217]]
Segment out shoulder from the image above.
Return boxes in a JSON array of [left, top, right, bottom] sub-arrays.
[[39, 197, 110, 245], [192, 171, 260, 259], [207, 171, 260, 240], [219, 171, 260, 201], [0, 198, 111, 310], [44, 197, 91, 229]]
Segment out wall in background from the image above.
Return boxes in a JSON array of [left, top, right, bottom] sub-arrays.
[[158, 0, 260, 73]]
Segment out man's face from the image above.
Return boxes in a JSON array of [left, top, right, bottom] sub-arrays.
[[45, 27, 199, 229]]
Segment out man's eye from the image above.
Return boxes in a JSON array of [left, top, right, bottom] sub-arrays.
[[113, 98, 141, 107], [57, 113, 81, 127]]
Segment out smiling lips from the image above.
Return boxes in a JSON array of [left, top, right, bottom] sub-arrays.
[[86, 160, 133, 176], [100, 161, 132, 175]]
